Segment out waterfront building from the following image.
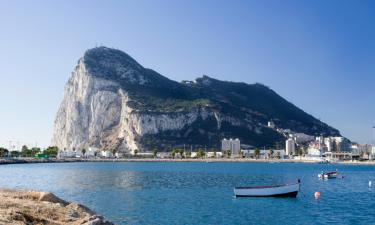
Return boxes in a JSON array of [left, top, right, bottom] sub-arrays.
[[245, 149, 285, 159], [324, 138, 333, 152], [332, 137, 351, 152], [307, 146, 323, 157], [101, 151, 113, 158], [371, 146, 375, 160], [157, 152, 171, 158], [285, 138, 295, 156], [221, 138, 241, 157], [86, 147, 98, 158], [222, 139, 230, 151], [206, 152, 220, 158], [190, 152, 198, 158], [115, 152, 123, 158]]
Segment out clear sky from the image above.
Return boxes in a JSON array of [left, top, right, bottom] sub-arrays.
[[0, 0, 374, 149]]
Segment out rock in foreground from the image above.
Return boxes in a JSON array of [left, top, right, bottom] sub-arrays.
[[0, 189, 114, 225]]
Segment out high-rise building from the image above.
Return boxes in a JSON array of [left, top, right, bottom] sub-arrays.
[[222, 138, 241, 157], [286, 138, 295, 155]]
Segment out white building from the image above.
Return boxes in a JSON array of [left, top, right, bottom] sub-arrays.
[[244, 149, 285, 159], [370, 146, 375, 160], [324, 138, 333, 152], [267, 121, 275, 129], [307, 146, 323, 157], [324, 137, 351, 152], [85, 147, 99, 158], [285, 138, 295, 156], [189, 152, 198, 158], [222, 138, 241, 157], [57, 149, 77, 159], [115, 152, 123, 158], [222, 139, 230, 151], [207, 152, 222, 158], [101, 151, 113, 158]]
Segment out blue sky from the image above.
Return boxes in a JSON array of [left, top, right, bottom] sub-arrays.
[[0, 0, 374, 148]]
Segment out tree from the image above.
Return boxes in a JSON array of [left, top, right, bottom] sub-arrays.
[[0, 147, 9, 157], [179, 149, 184, 158], [268, 149, 274, 159], [223, 150, 231, 158], [171, 149, 178, 159], [298, 146, 304, 156], [11, 151, 20, 158], [254, 148, 260, 159], [21, 145, 32, 157], [134, 149, 138, 156], [21, 145, 28, 152], [112, 149, 117, 156], [276, 151, 281, 159], [185, 151, 192, 158], [44, 146, 59, 158], [82, 148, 87, 156], [31, 147, 41, 156], [153, 149, 158, 158], [300, 146, 305, 156], [197, 149, 205, 158]]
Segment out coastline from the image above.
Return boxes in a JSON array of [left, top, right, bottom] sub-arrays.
[[1, 157, 375, 165]]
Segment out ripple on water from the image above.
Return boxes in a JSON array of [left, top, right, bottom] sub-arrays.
[[0, 162, 374, 225]]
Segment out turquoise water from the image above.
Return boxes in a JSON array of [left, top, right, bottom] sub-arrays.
[[0, 162, 374, 224]]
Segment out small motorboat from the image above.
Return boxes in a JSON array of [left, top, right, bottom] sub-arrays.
[[234, 180, 300, 197], [318, 170, 338, 179]]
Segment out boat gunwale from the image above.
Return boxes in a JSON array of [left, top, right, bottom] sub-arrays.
[[324, 171, 338, 175], [234, 181, 299, 190]]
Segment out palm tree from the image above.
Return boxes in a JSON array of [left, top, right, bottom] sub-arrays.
[[268, 149, 274, 159], [197, 149, 205, 158], [171, 149, 177, 159], [179, 149, 184, 158], [254, 148, 260, 159], [112, 149, 117, 156], [153, 149, 158, 158], [226, 150, 231, 158]]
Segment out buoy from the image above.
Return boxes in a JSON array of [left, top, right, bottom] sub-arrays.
[[369, 180, 372, 188], [314, 191, 321, 199]]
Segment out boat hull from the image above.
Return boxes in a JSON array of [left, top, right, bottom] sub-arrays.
[[234, 182, 300, 198], [318, 172, 338, 179]]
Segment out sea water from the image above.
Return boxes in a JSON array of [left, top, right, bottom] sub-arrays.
[[0, 162, 374, 225]]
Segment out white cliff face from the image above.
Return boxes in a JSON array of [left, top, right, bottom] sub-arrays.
[[52, 59, 122, 150], [52, 59, 241, 153]]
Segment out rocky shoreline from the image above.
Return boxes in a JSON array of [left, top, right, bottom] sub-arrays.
[[0, 189, 113, 225]]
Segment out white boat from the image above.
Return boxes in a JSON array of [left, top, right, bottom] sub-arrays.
[[234, 180, 300, 197], [318, 171, 338, 179]]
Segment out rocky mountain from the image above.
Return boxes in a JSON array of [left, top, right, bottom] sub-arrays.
[[52, 47, 340, 153]]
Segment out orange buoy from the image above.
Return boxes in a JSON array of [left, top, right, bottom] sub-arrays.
[[314, 191, 321, 199]]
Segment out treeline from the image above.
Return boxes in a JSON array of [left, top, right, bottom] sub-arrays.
[[0, 146, 59, 158]]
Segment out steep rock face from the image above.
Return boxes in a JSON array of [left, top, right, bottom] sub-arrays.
[[52, 47, 340, 152]]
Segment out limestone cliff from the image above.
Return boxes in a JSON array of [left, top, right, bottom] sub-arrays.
[[52, 47, 340, 153]]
